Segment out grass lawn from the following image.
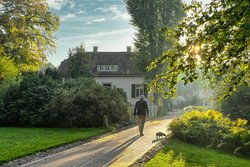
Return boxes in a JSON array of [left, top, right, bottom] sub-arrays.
[[146, 140, 250, 167], [0, 127, 110, 164]]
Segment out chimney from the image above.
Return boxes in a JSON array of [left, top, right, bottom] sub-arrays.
[[127, 46, 131, 53], [93, 46, 98, 53]]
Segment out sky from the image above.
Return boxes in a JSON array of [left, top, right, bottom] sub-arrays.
[[46, 0, 210, 67]]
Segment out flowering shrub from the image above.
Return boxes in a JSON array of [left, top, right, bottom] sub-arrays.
[[169, 110, 250, 156]]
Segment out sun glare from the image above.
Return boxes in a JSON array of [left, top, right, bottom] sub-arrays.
[[188, 45, 201, 63], [194, 45, 200, 53]]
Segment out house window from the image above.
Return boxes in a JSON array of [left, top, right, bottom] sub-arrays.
[[97, 65, 118, 72], [102, 83, 112, 88], [104, 66, 109, 70], [99, 65, 104, 71], [132, 84, 148, 98], [135, 85, 144, 98], [110, 65, 116, 71]]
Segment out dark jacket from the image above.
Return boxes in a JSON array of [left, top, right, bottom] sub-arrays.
[[134, 99, 149, 116]]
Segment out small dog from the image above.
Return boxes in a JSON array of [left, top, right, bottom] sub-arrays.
[[156, 131, 166, 139]]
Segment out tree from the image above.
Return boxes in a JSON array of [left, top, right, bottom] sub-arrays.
[[0, 0, 60, 74], [0, 56, 20, 81], [58, 44, 94, 78], [149, 0, 250, 98], [220, 85, 250, 123], [125, 0, 184, 105], [126, 0, 184, 77]]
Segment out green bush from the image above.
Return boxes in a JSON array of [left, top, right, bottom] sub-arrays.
[[0, 75, 130, 128], [0, 73, 59, 127], [0, 84, 21, 126], [46, 78, 129, 127], [0, 78, 20, 124], [169, 110, 250, 156], [221, 85, 250, 124]]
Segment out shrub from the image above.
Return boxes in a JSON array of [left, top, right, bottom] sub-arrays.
[[169, 110, 250, 156], [0, 73, 59, 127], [0, 78, 21, 124], [45, 78, 129, 127], [0, 76, 130, 128], [0, 84, 21, 126], [44, 68, 61, 80], [221, 85, 250, 124]]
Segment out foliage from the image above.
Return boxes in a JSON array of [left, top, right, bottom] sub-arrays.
[[149, 0, 250, 98], [0, 75, 21, 98], [46, 78, 130, 127], [125, 0, 184, 76], [0, 0, 60, 72], [221, 85, 250, 124], [169, 110, 250, 156], [0, 75, 130, 128], [0, 127, 109, 164], [58, 44, 94, 78], [0, 73, 59, 127], [0, 77, 21, 124], [0, 56, 20, 82], [146, 140, 250, 167], [125, 0, 184, 105], [44, 68, 61, 80]]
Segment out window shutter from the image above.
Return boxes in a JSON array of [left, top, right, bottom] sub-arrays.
[[132, 84, 135, 98], [144, 84, 148, 98]]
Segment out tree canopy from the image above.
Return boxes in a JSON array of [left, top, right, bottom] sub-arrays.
[[149, 0, 250, 98], [125, 0, 184, 106], [0, 0, 60, 78], [0, 56, 19, 81], [58, 44, 94, 78], [125, 0, 184, 78]]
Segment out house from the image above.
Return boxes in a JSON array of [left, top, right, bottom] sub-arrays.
[[92, 46, 148, 105], [59, 46, 150, 105], [58, 46, 158, 117]]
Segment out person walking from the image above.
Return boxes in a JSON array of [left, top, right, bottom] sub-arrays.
[[133, 95, 149, 136]]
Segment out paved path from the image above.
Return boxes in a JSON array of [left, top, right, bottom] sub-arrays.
[[20, 111, 182, 167]]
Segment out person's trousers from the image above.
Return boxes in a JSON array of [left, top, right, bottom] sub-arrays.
[[137, 115, 146, 135]]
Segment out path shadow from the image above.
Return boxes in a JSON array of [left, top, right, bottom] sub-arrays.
[[78, 135, 141, 166]]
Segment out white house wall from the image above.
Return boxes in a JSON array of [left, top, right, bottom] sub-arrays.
[[95, 76, 145, 105]]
